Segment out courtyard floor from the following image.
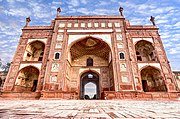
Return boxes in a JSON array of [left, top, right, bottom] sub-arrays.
[[0, 99, 180, 119]]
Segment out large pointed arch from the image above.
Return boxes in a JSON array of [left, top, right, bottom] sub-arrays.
[[14, 66, 40, 92], [23, 40, 45, 61], [135, 40, 157, 62], [66, 36, 115, 99], [140, 66, 167, 92], [69, 36, 112, 62]]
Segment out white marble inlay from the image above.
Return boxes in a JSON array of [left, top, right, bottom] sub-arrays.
[[117, 42, 123, 48], [122, 76, 129, 83], [67, 29, 113, 33], [51, 63, 59, 72], [94, 23, 98, 27], [101, 23, 105, 27], [55, 43, 62, 49], [120, 63, 127, 71], [59, 23, 65, 27], [74, 23, 78, 27], [81, 23, 85, 27], [116, 29, 121, 32], [88, 23, 92, 27], [57, 34, 63, 41], [50, 76, 57, 82], [108, 23, 112, 27], [116, 33, 122, 40], [115, 22, 120, 27], [67, 23, 72, 27]]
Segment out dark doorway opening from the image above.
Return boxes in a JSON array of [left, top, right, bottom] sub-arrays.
[[31, 80, 38, 92], [142, 80, 148, 92]]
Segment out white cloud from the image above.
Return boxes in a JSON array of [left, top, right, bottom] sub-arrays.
[[81, 0, 88, 4], [129, 18, 146, 25], [77, 8, 90, 15], [156, 19, 168, 24], [28, 1, 53, 19], [138, 4, 156, 11], [6, 0, 15, 4], [164, 42, 172, 48], [66, 8, 77, 14], [149, 7, 174, 14], [0, 21, 21, 35], [98, 1, 109, 6], [4, 7, 31, 17], [92, 8, 117, 15], [169, 48, 180, 54], [67, 0, 80, 7], [110, 0, 117, 2], [168, 43, 180, 55], [6, 0, 25, 4], [52, 1, 61, 5], [174, 22, 180, 27]]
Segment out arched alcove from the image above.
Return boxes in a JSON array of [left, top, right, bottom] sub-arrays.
[[15, 66, 39, 92], [141, 66, 167, 92], [24, 41, 45, 61], [135, 40, 157, 62], [67, 36, 115, 98], [69, 36, 111, 66]]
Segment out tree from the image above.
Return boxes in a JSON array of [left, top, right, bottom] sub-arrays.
[[0, 59, 2, 68], [0, 58, 11, 73], [2, 62, 11, 73]]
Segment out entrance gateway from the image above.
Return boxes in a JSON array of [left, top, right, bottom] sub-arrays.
[[80, 71, 100, 99], [2, 7, 179, 100]]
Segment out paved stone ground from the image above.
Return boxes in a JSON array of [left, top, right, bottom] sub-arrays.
[[0, 100, 180, 119]]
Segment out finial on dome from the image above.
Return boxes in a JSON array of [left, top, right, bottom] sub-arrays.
[[57, 7, 61, 17], [150, 16, 156, 26], [119, 7, 124, 16], [25, 16, 31, 27]]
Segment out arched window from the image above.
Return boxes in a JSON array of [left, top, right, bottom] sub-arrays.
[[135, 41, 156, 61], [87, 57, 93, 66], [119, 52, 125, 59], [55, 52, 60, 60], [24, 41, 45, 61]]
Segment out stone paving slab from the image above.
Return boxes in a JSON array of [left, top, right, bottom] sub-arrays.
[[0, 100, 180, 118]]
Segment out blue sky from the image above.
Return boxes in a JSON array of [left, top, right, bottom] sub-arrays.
[[0, 0, 180, 70]]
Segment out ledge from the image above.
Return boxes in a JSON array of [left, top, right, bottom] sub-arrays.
[[126, 25, 159, 30], [55, 15, 125, 20], [22, 26, 53, 30]]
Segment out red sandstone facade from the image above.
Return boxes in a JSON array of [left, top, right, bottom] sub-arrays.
[[2, 8, 179, 100]]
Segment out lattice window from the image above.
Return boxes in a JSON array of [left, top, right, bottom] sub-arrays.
[[55, 52, 60, 59], [87, 57, 93, 66], [119, 52, 125, 59]]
